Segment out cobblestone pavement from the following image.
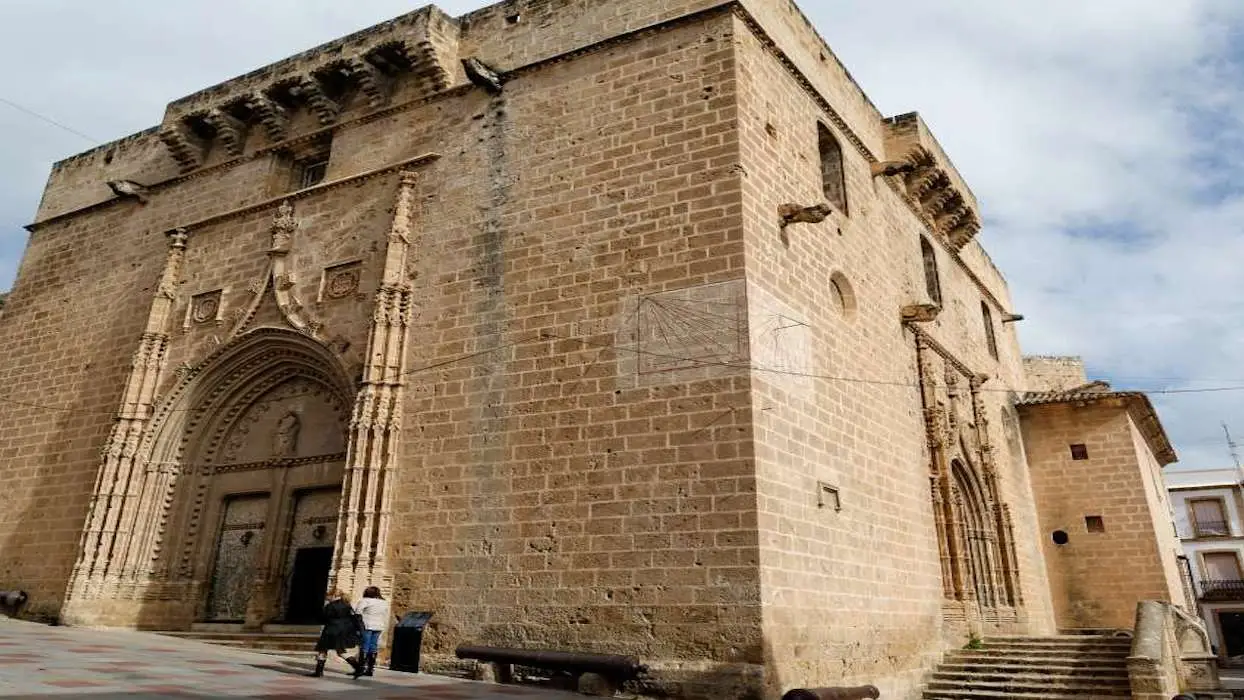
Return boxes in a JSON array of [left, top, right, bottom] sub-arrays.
[[0, 618, 582, 699]]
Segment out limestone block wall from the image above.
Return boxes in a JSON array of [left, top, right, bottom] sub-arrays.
[[331, 12, 766, 697], [0, 1, 1067, 697], [1024, 356, 1090, 393], [1021, 402, 1184, 630], [732, 11, 1052, 699], [1129, 419, 1187, 611], [0, 155, 272, 617], [0, 209, 159, 620]]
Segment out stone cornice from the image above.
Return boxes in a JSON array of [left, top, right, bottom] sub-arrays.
[[173, 152, 439, 235], [28, 151, 439, 235], [27, 1, 1015, 319]]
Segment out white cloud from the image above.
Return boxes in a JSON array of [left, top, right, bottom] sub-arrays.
[[0, 0, 1241, 466]]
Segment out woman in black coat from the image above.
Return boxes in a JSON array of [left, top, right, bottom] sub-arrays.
[[309, 589, 363, 678]]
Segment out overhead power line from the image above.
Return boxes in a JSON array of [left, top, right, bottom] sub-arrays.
[[5, 330, 1244, 417], [0, 96, 99, 144]]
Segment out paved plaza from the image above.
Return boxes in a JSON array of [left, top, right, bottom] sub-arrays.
[[0, 618, 581, 699]]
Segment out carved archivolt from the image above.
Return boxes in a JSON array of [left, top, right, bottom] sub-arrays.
[[69, 325, 354, 600]]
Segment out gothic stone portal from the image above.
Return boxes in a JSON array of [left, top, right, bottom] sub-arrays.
[[192, 376, 348, 627]]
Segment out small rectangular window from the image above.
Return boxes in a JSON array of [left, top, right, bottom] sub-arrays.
[[1085, 515, 1105, 533], [299, 160, 329, 189], [1070, 444, 1089, 460], [1192, 499, 1230, 537]]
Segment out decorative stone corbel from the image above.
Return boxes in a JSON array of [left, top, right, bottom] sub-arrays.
[[344, 58, 390, 109], [293, 77, 340, 126], [247, 93, 290, 142], [901, 303, 941, 323], [158, 122, 208, 173], [779, 203, 833, 228], [204, 109, 249, 157], [947, 217, 981, 250]]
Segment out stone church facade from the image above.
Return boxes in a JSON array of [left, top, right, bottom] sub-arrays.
[[0, 0, 1185, 698]]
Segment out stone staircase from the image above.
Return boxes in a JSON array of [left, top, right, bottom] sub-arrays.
[[154, 623, 318, 658], [923, 635, 1132, 699]]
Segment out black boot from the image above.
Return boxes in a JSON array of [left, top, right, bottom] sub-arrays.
[[349, 655, 365, 679], [364, 652, 376, 677], [309, 659, 325, 678]]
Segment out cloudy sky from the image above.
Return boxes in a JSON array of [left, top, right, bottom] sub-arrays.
[[1, 1, 1242, 468]]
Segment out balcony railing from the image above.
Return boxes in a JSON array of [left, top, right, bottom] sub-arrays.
[[1200, 579, 1244, 601], [1194, 520, 1231, 537]]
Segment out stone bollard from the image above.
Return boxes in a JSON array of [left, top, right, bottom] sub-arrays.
[[781, 686, 880, 700]]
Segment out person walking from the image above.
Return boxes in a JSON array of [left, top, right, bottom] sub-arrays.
[[309, 588, 363, 678], [353, 586, 390, 678]]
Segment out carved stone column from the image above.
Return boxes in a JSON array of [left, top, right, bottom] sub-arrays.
[[70, 230, 188, 599], [970, 377, 1023, 608], [916, 335, 961, 601], [332, 171, 419, 595]]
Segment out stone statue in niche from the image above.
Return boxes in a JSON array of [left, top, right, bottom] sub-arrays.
[[272, 411, 301, 458]]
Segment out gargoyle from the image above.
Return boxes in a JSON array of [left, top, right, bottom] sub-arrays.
[[870, 160, 916, 178], [463, 57, 504, 94], [779, 203, 833, 228], [107, 180, 150, 204], [900, 303, 941, 323]]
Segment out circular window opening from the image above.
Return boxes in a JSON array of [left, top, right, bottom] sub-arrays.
[[829, 271, 856, 317], [1052, 530, 1070, 545]]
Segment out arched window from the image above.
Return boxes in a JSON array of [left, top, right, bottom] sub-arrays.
[[920, 237, 941, 305], [818, 123, 847, 214], [981, 301, 998, 360]]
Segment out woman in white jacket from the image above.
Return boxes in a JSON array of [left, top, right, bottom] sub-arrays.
[[353, 586, 391, 677]]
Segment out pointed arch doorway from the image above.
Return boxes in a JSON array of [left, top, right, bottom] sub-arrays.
[[949, 458, 1006, 610], [145, 329, 355, 628]]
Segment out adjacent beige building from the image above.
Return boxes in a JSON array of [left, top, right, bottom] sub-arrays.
[[0, 0, 1190, 697], [1018, 359, 1187, 631]]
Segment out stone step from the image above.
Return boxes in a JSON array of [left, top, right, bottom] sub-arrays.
[[985, 636, 1134, 646], [931, 670, 1130, 685], [947, 650, 1128, 664], [983, 639, 1131, 651], [925, 679, 1131, 696], [156, 631, 318, 652], [938, 662, 1129, 677], [924, 691, 1129, 700]]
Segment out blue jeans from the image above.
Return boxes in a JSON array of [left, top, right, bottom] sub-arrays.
[[361, 629, 382, 655]]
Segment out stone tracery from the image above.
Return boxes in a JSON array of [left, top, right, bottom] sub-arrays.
[[913, 329, 1023, 627]]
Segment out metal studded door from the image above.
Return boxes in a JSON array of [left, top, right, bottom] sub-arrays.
[[205, 494, 269, 621]]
